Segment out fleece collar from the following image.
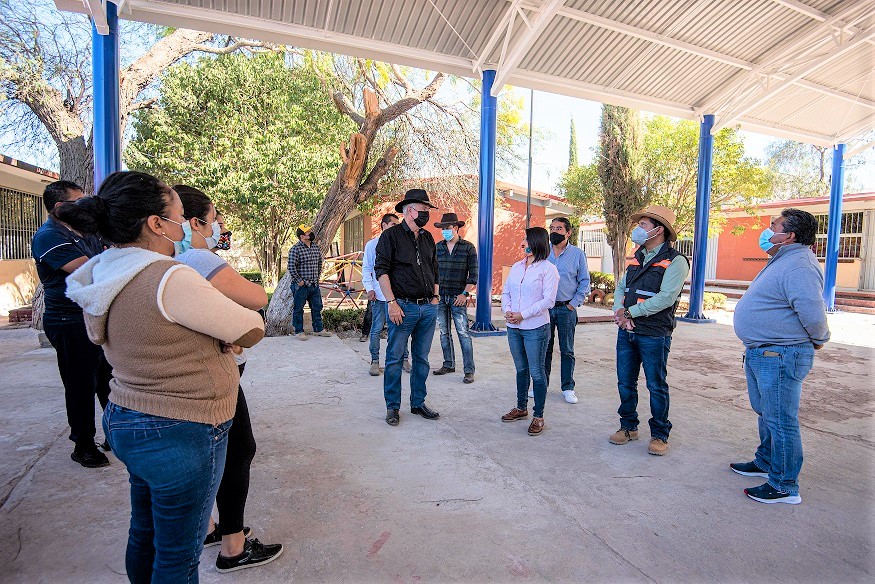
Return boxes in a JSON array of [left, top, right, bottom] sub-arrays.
[[66, 247, 174, 316]]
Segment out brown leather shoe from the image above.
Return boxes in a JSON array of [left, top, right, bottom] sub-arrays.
[[609, 428, 639, 445], [527, 417, 544, 435], [501, 408, 528, 422], [648, 437, 668, 456]]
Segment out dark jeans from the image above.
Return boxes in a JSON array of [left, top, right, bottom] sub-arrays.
[[616, 328, 673, 441], [744, 343, 814, 496], [545, 305, 577, 391], [103, 403, 230, 584], [362, 298, 374, 335], [507, 324, 549, 418], [384, 301, 437, 411], [44, 320, 112, 448], [216, 363, 257, 536], [437, 298, 475, 374], [292, 283, 324, 334]]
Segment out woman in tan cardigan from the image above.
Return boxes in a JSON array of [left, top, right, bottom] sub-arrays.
[[60, 171, 264, 584]]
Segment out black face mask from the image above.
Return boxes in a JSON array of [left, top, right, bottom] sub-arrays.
[[549, 232, 566, 246], [309, 233, 315, 241], [413, 210, 430, 228]]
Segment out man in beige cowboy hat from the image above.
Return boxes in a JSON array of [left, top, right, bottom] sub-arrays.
[[609, 205, 690, 456]]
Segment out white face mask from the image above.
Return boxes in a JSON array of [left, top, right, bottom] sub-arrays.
[[198, 219, 222, 249]]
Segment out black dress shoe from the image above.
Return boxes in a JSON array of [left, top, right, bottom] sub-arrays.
[[71, 446, 110, 468], [410, 404, 440, 419], [386, 409, 400, 426]]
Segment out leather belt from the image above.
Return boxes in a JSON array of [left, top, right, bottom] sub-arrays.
[[554, 300, 571, 308], [398, 297, 433, 305]]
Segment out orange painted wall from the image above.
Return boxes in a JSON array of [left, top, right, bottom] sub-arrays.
[[716, 216, 770, 281]]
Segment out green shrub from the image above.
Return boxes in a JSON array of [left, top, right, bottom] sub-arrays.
[[589, 271, 616, 293], [703, 292, 727, 311], [321, 308, 365, 331], [240, 271, 263, 284]]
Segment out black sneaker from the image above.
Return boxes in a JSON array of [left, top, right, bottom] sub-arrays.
[[204, 525, 252, 547], [730, 461, 768, 478], [71, 446, 109, 468], [215, 538, 284, 573], [744, 482, 801, 505]]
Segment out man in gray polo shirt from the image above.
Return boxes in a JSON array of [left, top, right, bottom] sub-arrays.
[[731, 208, 830, 505]]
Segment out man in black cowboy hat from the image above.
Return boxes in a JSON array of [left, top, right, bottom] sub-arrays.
[[374, 189, 441, 426], [432, 212, 478, 383]]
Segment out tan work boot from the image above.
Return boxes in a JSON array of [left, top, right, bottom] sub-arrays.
[[609, 428, 639, 445], [648, 438, 668, 456], [312, 330, 331, 337], [295, 332, 309, 341], [369, 361, 381, 376]]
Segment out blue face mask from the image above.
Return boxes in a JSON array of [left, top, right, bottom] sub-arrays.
[[524, 246, 532, 254], [442, 229, 454, 241], [759, 228, 788, 253], [161, 217, 192, 256], [631, 226, 658, 245]]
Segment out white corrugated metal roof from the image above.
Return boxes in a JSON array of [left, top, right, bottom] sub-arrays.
[[57, 0, 875, 147]]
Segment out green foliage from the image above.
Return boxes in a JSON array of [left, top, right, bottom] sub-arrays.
[[642, 116, 772, 237], [126, 52, 355, 286], [589, 271, 616, 293], [703, 292, 727, 311], [321, 308, 365, 331], [568, 117, 579, 169], [557, 161, 602, 217]]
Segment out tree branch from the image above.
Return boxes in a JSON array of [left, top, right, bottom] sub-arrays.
[[357, 145, 398, 201], [129, 97, 158, 112], [192, 39, 275, 55], [331, 92, 365, 128]]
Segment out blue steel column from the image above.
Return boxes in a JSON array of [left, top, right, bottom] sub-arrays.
[[92, 1, 121, 192], [679, 114, 716, 323], [471, 70, 501, 334], [823, 143, 846, 312]]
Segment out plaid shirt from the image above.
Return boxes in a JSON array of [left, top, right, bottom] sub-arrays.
[[436, 237, 478, 297], [287, 241, 323, 285]]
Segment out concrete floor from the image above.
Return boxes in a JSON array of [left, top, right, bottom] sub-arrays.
[[0, 319, 872, 584]]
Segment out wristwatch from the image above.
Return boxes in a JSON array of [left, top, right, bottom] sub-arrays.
[[623, 309, 633, 320], [463, 291, 470, 297]]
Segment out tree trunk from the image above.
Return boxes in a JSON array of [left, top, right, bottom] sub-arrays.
[[58, 136, 94, 193], [610, 235, 628, 284]]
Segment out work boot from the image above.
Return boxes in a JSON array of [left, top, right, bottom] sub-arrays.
[[295, 332, 309, 341], [433, 366, 455, 375], [402, 359, 412, 373], [359, 334, 368, 342], [609, 428, 639, 445], [463, 373, 474, 384], [312, 330, 331, 337], [648, 438, 669, 456], [369, 361, 381, 376]]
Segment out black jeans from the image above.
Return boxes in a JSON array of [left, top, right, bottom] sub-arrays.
[[216, 364, 257, 536], [361, 298, 373, 335], [43, 320, 112, 448]]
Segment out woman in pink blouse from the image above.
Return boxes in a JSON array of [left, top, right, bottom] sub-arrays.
[[500, 227, 560, 435]]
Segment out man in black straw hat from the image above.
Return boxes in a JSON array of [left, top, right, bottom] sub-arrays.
[[374, 189, 441, 426], [609, 205, 689, 456], [432, 212, 478, 383]]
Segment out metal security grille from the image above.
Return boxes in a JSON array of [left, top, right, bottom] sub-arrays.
[[579, 229, 605, 257], [675, 239, 694, 257], [813, 212, 863, 259], [0, 188, 45, 260], [343, 214, 365, 255]]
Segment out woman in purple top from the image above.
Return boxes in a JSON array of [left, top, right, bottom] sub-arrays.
[[500, 227, 559, 436]]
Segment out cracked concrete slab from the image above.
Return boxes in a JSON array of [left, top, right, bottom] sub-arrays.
[[0, 321, 872, 583]]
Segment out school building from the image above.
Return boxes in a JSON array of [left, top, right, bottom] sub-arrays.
[[0, 156, 56, 317], [578, 191, 875, 292]]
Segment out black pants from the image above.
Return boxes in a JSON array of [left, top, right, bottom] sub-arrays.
[[361, 298, 373, 335], [43, 320, 112, 448], [216, 364, 257, 535]]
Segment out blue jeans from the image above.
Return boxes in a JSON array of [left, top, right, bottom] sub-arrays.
[[437, 298, 475, 374], [744, 343, 814, 496], [384, 301, 437, 411], [507, 325, 549, 418], [103, 402, 231, 584], [616, 329, 672, 441], [545, 305, 577, 391], [292, 283, 324, 334], [369, 299, 408, 363]]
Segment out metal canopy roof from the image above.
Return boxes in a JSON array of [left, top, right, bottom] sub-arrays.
[[58, 0, 875, 147]]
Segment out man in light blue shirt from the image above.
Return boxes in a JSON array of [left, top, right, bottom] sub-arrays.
[[362, 213, 408, 376], [545, 217, 591, 404]]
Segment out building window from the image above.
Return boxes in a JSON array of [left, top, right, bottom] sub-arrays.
[[343, 214, 365, 255], [579, 229, 606, 257], [813, 212, 863, 260], [0, 188, 45, 260]]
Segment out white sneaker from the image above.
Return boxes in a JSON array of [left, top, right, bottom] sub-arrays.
[[527, 389, 534, 398], [563, 390, 578, 404]]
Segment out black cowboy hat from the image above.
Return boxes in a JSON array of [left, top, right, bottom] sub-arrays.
[[434, 212, 465, 228], [394, 188, 437, 213]]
